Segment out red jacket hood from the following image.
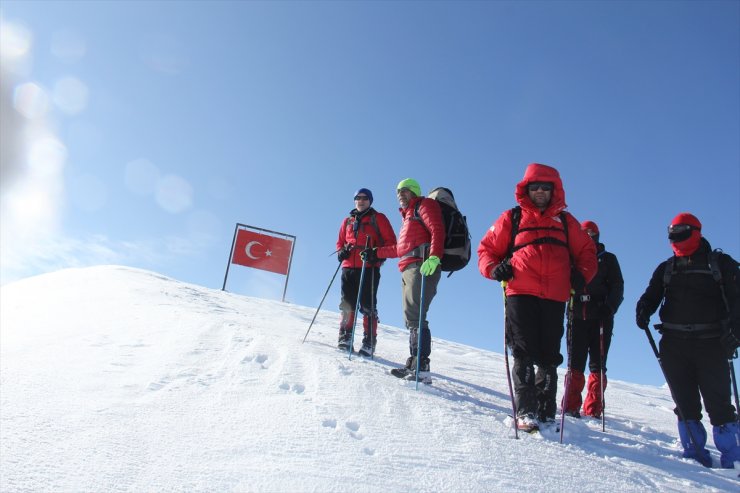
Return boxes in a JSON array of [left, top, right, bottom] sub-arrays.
[[515, 163, 567, 215]]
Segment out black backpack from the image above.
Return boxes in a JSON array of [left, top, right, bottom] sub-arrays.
[[413, 187, 471, 276], [662, 249, 736, 311]]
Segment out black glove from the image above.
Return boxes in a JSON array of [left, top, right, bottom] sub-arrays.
[[360, 247, 378, 263], [491, 262, 513, 281], [636, 303, 650, 331], [337, 246, 351, 262], [599, 303, 614, 320], [570, 269, 585, 291], [720, 329, 740, 359]]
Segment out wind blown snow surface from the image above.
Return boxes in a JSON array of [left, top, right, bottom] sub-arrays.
[[1, 266, 738, 492]]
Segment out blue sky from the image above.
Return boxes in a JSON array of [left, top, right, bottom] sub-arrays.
[[1, 1, 738, 387]]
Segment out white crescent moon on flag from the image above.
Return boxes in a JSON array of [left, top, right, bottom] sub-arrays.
[[245, 241, 262, 260]]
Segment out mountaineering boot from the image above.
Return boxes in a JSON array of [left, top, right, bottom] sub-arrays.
[[677, 419, 712, 468], [337, 330, 353, 351], [535, 365, 558, 422], [516, 413, 539, 433], [358, 312, 378, 357], [358, 334, 376, 357], [713, 422, 740, 469], [390, 357, 431, 384], [562, 369, 585, 418], [337, 311, 355, 351], [404, 357, 431, 384], [583, 372, 607, 418], [390, 356, 415, 378]]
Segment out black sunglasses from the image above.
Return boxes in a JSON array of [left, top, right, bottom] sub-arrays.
[[668, 223, 699, 242], [527, 182, 553, 192], [354, 195, 370, 201], [668, 224, 698, 234]]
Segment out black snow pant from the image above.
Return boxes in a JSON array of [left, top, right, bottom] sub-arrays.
[[506, 295, 565, 419], [339, 267, 380, 316], [659, 335, 736, 426], [569, 317, 613, 373]]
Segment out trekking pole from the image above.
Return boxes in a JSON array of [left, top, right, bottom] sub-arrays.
[[348, 237, 370, 360], [414, 246, 429, 390], [599, 320, 606, 432], [370, 265, 376, 360], [560, 290, 575, 444], [302, 262, 342, 344], [644, 324, 703, 458], [501, 281, 519, 439], [729, 358, 740, 427]]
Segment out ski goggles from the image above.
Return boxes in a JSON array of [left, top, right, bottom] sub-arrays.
[[668, 223, 699, 242], [585, 229, 598, 238], [527, 182, 554, 192], [354, 195, 370, 201]]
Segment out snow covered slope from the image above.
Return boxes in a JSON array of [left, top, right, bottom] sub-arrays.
[[1, 266, 737, 492]]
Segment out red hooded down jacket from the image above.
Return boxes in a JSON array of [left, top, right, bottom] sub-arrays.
[[477, 163, 597, 302], [377, 196, 445, 272], [336, 208, 397, 269]]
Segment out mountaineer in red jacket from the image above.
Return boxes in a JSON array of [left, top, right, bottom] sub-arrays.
[[478, 163, 597, 432], [335, 188, 396, 356], [363, 178, 445, 384]]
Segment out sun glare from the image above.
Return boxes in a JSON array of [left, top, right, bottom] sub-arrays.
[[53, 76, 89, 115]]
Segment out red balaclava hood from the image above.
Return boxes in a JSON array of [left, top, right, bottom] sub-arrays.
[[515, 163, 566, 215], [581, 220, 600, 243], [669, 212, 702, 257]]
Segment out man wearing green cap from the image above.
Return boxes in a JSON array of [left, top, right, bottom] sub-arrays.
[[363, 178, 445, 383]]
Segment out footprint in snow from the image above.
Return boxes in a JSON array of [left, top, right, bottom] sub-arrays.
[[147, 380, 167, 391], [346, 421, 363, 439], [279, 382, 305, 394], [241, 353, 270, 369]]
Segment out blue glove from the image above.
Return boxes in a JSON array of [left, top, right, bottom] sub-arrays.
[[420, 256, 441, 276]]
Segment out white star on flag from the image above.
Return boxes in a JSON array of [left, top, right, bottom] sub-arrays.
[[265, 250, 272, 257]]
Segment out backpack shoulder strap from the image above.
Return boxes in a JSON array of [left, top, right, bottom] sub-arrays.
[[559, 211, 570, 244], [708, 249, 722, 282], [506, 206, 522, 259], [662, 256, 675, 289], [368, 210, 384, 247], [348, 211, 385, 247], [560, 211, 573, 266], [412, 200, 430, 233]]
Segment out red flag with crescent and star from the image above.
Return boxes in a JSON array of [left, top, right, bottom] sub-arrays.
[[232, 229, 293, 275]]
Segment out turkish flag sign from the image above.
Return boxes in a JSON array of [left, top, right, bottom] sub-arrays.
[[232, 229, 293, 275]]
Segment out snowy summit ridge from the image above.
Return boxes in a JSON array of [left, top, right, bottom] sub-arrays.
[[1, 265, 737, 492]]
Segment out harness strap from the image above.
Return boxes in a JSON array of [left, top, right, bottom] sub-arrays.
[[661, 322, 722, 331], [401, 243, 431, 259], [507, 206, 571, 260], [345, 211, 384, 247]]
